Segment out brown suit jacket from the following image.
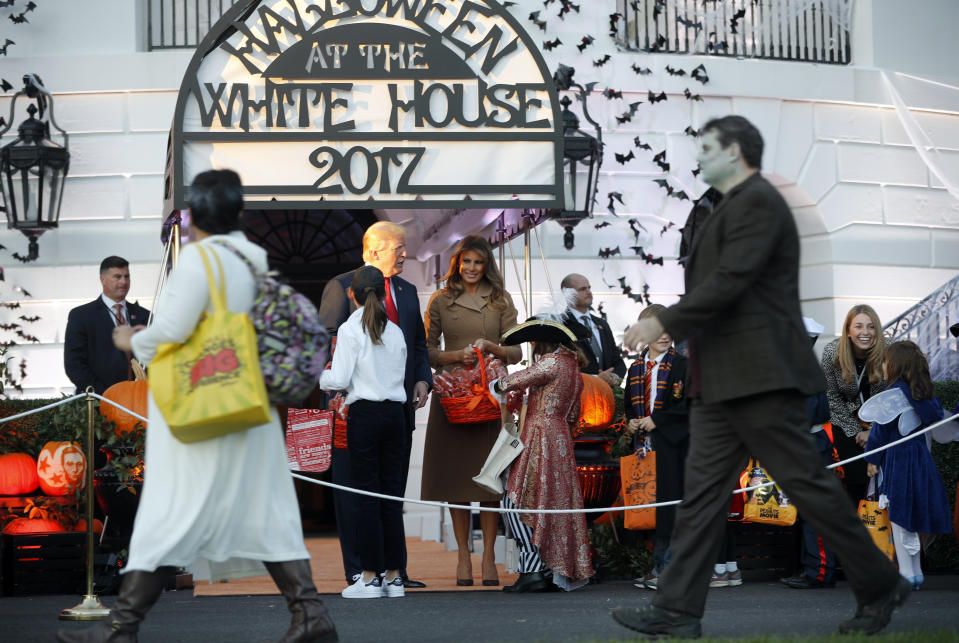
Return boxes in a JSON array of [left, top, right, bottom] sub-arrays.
[[658, 173, 825, 404]]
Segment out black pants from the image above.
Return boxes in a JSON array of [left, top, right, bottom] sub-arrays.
[[799, 430, 837, 582], [653, 390, 900, 618], [333, 402, 414, 580], [347, 399, 407, 573]]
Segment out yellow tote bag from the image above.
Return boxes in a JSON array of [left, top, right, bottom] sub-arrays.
[[149, 245, 272, 443], [742, 459, 798, 527]]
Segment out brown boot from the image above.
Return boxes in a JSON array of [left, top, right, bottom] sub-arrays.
[[56, 569, 167, 643], [265, 560, 338, 643]]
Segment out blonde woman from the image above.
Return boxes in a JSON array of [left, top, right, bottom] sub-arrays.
[[821, 304, 886, 503]]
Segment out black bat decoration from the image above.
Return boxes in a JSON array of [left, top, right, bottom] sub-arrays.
[[528, 11, 547, 31], [0, 39, 13, 55], [628, 218, 647, 242], [0, 1, 16, 7], [615, 101, 642, 124], [583, 81, 599, 95], [543, 39, 562, 51], [665, 65, 687, 77], [654, 178, 674, 195], [653, 150, 670, 172], [593, 54, 612, 67], [633, 137, 653, 151], [670, 190, 690, 201], [576, 35, 595, 52], [0, 322, 19, 330], [617, 277, 644, 303], [652, 0, 666, 20], [25, 0, 37, 10], [9, 13, 28, 24], [676, 14, 703, 29], [707, 32, 730, 52], [608, 12, 624, 36], [0, 301, 21, 308], [0, 266, 3, 281], [15, 330, 39, 343], [631, 64, 652, 75], [607, 192, 625, 214], [0, 78, 12, 92], [12, 285, 31, 297], [692, 167, 702, 177], [647, 90, 667, 104], [645, 34, 667, 52], [642, 283, 652, 306], [684, 125, 701, 137], [603, 88, 623, 100], [614, 150, 635, 165], [684, 87, 704, 102], [11, 252, 34, 263], [19, 315, 40, 322], [730, 8, 747, 34], [632, 247, 665, 265], [594, 221, 612, 229], [0, 340, 18, 346], [691, 63, 709, 84], [660, 222, 676, 236], [598, 246, 621, 259]]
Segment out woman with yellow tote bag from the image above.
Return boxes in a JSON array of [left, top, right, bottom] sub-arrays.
[[58, 170, 337, 643]]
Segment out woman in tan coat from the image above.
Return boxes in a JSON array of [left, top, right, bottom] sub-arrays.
[[420, 236, 521, 586]]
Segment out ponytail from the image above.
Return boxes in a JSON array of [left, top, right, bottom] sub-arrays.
[[360, 287, 388, 345]]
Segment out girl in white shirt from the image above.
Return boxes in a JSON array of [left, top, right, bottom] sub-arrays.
[[320, 265, 408, 599]]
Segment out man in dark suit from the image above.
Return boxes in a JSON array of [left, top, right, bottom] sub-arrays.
[[613, 116, 907, 637], [560, 273, 626, 386], [64, 256, 150, 394], [319, 221, 432, 589]]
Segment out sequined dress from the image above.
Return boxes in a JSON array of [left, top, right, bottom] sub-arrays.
[[500, 348, 594, 586]]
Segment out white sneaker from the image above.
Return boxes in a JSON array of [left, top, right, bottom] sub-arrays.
[[382, 575, 405, 598], [341, 575, 383, 598]]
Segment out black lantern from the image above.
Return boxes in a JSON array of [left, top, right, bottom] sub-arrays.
[[552, 64, 602, 250], [0, 74, 70, 261]]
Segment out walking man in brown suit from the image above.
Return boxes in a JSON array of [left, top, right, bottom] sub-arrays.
[[613, 115, 909, 637]]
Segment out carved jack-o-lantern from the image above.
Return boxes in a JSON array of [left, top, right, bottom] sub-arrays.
[[578, 373, 615, 431], [0, 452, 40, 496], [36, 441, 86, 496]]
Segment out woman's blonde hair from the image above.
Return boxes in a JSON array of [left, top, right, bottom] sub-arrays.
[[441, 236, 508, 310], [835, 304, 885, 385]]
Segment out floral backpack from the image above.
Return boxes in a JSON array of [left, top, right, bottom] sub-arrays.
[[213, 241, 328, 405]]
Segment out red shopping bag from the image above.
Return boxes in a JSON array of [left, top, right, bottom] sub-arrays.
[[286, 408, 333, 472]]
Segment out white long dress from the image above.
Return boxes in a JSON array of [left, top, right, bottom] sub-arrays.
[[125, 231, 309, 582]]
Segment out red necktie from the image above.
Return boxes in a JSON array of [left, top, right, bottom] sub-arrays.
[[384, 278, 399, 325], [645, 360, 656, 414], [113, 303, 127, 326]]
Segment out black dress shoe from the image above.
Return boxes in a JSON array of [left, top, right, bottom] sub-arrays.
[[838, 576, 911, 635], [783, 574, 835, 589], [611, 604, 702, 638], [779, 573, 805, 586], [400, 574, 426, 589], [502, 570, 554, 593]]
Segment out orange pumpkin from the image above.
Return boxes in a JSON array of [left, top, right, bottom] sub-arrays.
[[578, 373, 615, 431], [100, 380, 149, 435], [0, 452, 40, 495], [2, 517, 66, 534], [37, 441, 86, 496]]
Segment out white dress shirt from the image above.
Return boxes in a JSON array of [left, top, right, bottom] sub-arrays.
[[646, 350, 666, 408], [320, 307, 407, 406]]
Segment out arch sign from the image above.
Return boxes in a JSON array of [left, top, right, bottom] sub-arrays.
[[168, 0, 565, 212]]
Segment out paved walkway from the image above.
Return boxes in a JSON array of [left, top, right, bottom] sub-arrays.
[[9, 574, 959, 642]]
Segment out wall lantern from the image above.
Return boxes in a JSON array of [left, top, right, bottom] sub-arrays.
[[552, 64, 603, 251], [0, 74, 70, 261]]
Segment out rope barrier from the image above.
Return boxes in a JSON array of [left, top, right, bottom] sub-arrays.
[[3, 392, 956, 515]]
